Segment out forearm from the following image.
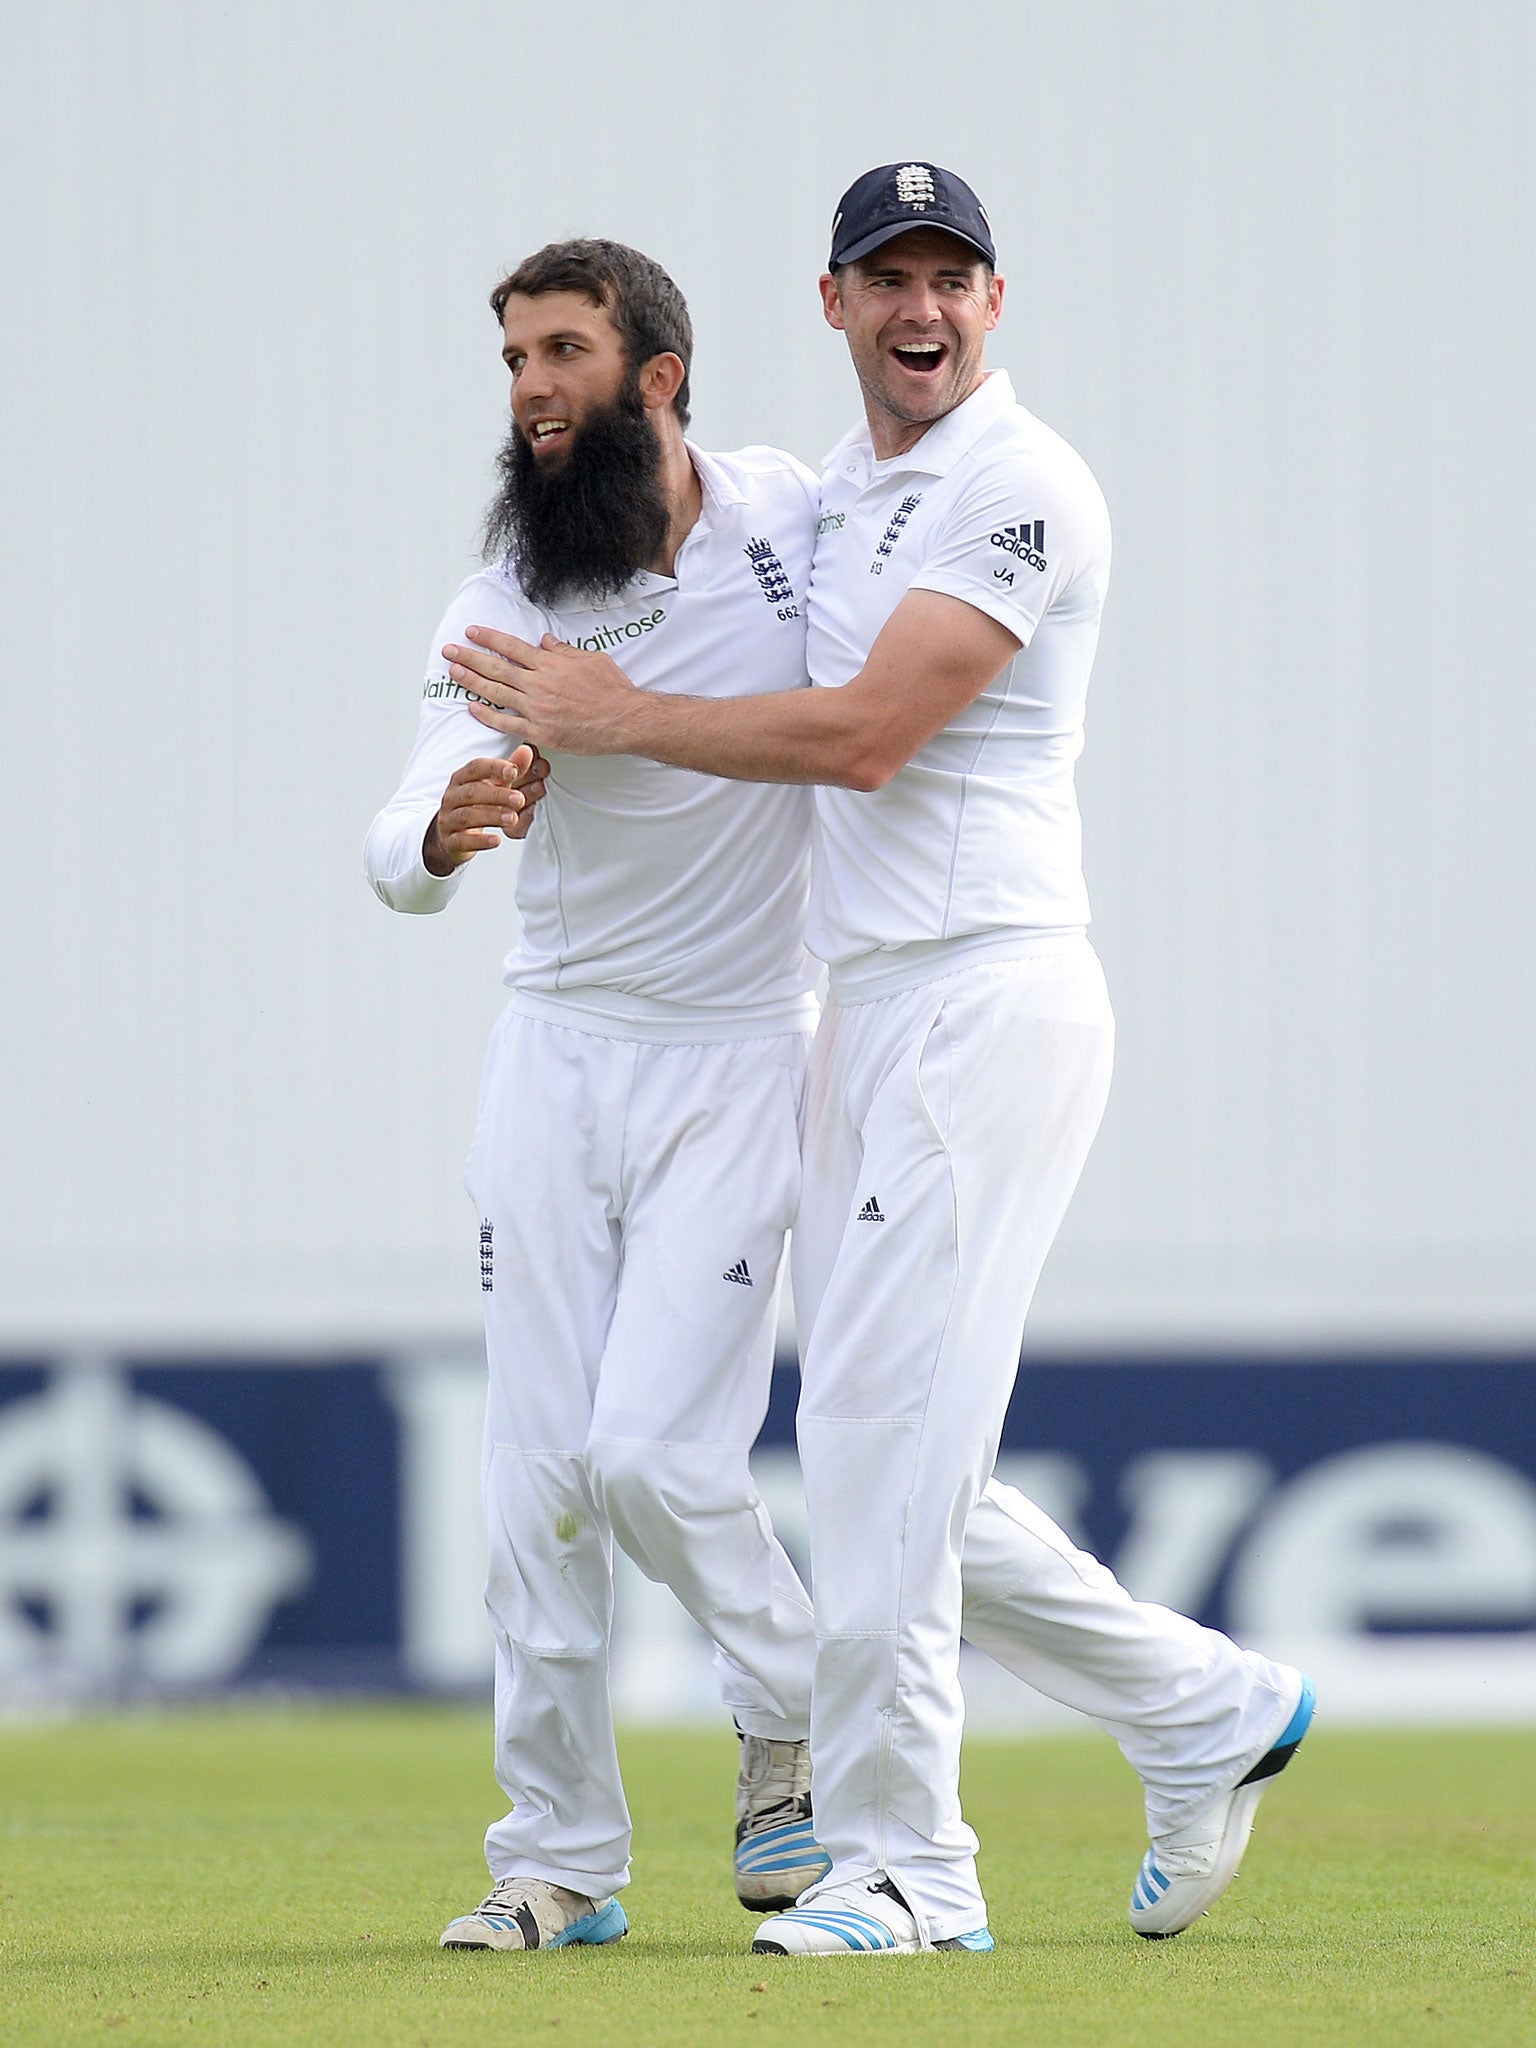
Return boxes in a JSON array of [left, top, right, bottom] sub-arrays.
[[607, 683, 890, 790]]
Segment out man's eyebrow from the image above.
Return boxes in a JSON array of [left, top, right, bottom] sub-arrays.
[[861, 262, 977, 280], [501, 329, 589, 357]]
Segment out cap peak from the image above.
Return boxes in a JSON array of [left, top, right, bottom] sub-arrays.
[[829, 162, 995, 270]]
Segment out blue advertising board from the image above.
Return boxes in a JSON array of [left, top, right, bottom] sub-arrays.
[[0, 1354, 1533, 1718]]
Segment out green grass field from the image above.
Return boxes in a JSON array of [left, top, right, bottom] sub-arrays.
[[0, 1709, 1531, 2048]]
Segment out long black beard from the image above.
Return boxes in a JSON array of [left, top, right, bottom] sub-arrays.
[[481, 375, 672, 608]]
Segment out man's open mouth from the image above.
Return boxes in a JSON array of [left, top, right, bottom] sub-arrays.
[[890, 341, 948, 375], [528, 417, 571, 447]]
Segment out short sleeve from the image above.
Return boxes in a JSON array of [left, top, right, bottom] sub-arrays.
[[909, 449, 1111, 648]]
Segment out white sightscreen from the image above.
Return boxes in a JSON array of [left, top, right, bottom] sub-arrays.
[[2, 0, 1533, 1349]]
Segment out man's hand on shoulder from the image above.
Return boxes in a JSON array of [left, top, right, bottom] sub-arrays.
[[423, 747, 551, 876], [442, 627, 645, 757]]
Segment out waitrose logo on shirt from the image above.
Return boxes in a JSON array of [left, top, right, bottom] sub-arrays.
[[423, 607, 669, 701], [569, 607, 668, 654]]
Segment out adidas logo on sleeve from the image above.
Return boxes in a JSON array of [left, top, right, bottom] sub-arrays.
[[990, 520, 1047, 570]]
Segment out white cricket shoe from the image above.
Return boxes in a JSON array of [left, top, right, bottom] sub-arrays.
[[1129, 1676, 1316, 1939], [752, 1875, 993, 1955], [439, 1875, 628, 1951], [733, 1731, 832, 1909]]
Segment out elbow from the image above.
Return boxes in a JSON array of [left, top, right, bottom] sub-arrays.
[[826, 701, 912, 791], [837, 743, 904, 793]]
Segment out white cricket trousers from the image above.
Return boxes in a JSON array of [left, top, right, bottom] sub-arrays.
[[466, 1007, 817, 1900], [794, 942, 1300, 1944]]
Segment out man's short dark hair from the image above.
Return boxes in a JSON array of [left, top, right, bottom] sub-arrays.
[[490, 239, 692, 428], [829, 250, 994, 286]]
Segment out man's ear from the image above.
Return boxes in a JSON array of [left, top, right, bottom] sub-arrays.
[[637, 351, 687, 412], [819, 271, 846, 332]]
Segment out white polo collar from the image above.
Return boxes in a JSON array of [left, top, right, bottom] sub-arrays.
[[573, 442, 744, 607], [824, 368, 1018, 487], [686, 442, 748, 512]]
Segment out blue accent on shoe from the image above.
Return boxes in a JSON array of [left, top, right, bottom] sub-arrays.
[[735, 1819, 831, 1877], [547, 1898, 629, 1948], [1274, 1676, 1316, 1752], [758, 1907, 900, 1951], [935, 1927, 994, 1952], [1131, 1853, 1171, 1913]]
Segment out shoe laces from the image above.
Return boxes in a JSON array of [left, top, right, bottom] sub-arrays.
[[474, 1875, 587, 1916], [737, 1733, 811, 1820]]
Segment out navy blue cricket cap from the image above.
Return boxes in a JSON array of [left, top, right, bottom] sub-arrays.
[[828, 162, 996, 270]]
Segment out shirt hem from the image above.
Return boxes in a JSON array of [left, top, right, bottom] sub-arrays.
[[508, 985, 819, 1044], [826, 926, 1088, 1002]]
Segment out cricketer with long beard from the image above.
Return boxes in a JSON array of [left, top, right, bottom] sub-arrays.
[[366, 239, 831, 1952]]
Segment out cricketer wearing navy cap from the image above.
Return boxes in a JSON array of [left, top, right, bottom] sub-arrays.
[[445, 165, 1315, 1961], [827, 160, 996, 269]]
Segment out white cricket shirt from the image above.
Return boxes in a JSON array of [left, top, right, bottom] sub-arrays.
[[805, 370, 1111, 991], [365, 446, 819, 1039]]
